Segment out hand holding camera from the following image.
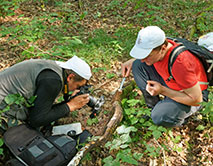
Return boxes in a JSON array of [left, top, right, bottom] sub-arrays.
[[66, 93, 89, 112], [67, 85, 105, 118]]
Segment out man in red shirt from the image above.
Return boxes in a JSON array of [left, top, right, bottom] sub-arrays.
[[122, 26, 209, 127]]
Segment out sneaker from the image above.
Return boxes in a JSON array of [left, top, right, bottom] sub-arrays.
[[184, 105, 203, 119]]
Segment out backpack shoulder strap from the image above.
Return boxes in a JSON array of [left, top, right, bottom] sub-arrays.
[[167, 44, 187, 81], [167, 37, 213, 85]]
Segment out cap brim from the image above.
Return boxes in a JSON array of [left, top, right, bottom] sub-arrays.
[[55, 61, 67, 69], [130, 45, 152, 59]]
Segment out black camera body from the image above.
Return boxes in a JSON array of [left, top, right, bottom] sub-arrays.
[[70, 85, 105, 118]]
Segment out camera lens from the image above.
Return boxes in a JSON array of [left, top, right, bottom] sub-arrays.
[[87, 96, 97, 108]]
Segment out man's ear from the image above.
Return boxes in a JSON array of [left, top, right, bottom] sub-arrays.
[[67, 73, 75, 82], [160, 44, 168, 55], [162, 44, 167, 50]]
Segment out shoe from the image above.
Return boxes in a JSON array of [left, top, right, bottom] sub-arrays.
[[184, 105, 203, 119]]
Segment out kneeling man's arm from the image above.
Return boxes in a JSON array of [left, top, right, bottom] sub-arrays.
[[146, 81, 203, 106]]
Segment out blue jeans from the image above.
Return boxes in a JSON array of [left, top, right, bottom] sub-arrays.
[[132, 59, 209, 127]]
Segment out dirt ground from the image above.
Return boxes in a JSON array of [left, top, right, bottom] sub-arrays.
[[0, 0, 212, 165]]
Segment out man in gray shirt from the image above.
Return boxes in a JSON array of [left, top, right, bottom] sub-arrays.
[[0, 56, 91, 131]]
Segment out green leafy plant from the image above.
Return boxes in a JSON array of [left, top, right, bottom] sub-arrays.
[[106, 73, 115, 79], [104, 125, 139, 165], [196, 124, 205, 131], [0, 0, 24, 17], [148, 125, 167, 140], [1, 94, 36, 114], [201, 87, 213, 124], [0, 138, 4, 155], [0, 93, 36, 156], [87, 117, 99, 126], [104, 0, 122, 11], [92, 67, 107, 73], [143, 141, 161, 157], [81, 152, 92, 162], [103, 155, 120, 166], [105, 125, 137, 151]]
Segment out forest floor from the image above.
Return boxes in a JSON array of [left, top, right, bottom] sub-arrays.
[[0, 0, 212, 165]]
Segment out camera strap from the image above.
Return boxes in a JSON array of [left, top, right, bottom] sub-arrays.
[[62, 69, 69, 102]]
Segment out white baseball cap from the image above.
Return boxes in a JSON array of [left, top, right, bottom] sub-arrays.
[[130, 26, 166, 59], [56, 56, 92, 80]]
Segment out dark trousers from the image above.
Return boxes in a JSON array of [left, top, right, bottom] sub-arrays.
[[132, 59, 209, 127]]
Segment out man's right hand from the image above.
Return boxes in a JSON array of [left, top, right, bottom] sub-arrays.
[[121, 59, 135, 77], [66, 94, 89, 112]]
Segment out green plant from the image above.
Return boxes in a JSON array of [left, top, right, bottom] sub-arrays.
[[143, 141, 161, 157], [106, 73, 115, 79], [104, 88, 178, 162], [92, 67, 107, 73], [0, 0, 24, 17], [167, 130, 183, 153], [103, 155, 120, 166], [81, 152, 92, 162], [0, 93, 36, 156], [201, 87, 213, 124], [148, 125, 167, 140], [105, 125, 137, 150], [104, 0, 122, 11], [104, 125, 140, 165], [87, 117, 99, 126], [70, 111, 78, 118], [1, 94, 36, 114], [0, 138, 4, 155], [196, 124, 205, 131]]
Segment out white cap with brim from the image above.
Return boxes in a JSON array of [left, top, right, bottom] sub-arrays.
[[56, 55, 92, 80], [130, 26, 166, 59]]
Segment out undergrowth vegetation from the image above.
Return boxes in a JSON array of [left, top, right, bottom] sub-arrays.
[[0, 0, 212, 165], [103, 87, 213, 165], [1, 0, 212, 64]]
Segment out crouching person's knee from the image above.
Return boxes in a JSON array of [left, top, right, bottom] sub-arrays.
[[151, 111, 164, 126], [151, 110, 177, 128]]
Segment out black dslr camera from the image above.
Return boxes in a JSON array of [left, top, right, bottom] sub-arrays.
[[70, 85, 105, 118]]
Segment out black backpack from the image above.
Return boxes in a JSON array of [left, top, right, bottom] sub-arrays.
[[4, 124, 92, 166], [167, 37, 213, 86]]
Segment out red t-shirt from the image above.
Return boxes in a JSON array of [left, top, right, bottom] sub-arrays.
[[154, 40, 208, 91]]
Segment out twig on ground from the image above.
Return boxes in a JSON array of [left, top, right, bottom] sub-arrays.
[[94, 77, 118, 91], [154, 138, 166, 166]]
